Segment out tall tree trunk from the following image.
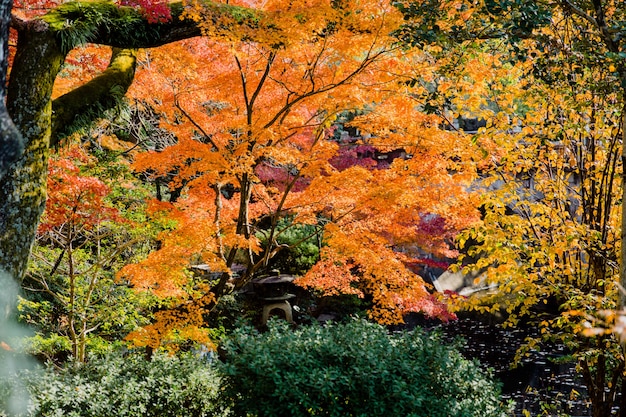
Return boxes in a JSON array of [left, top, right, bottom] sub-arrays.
[[621, 96, 626, 311], [614, 62, 626, 414], [0, 0, 21, 186], [0, 24, 65, 281], [0, 0, 23, 276]]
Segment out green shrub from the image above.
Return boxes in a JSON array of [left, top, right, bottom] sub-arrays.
[[256, 218, 320, 276], [220, 319, 512, 417], [0, 351, 225, 417]]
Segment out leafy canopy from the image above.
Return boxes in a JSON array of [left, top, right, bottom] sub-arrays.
[[118, 0, 480, 348]]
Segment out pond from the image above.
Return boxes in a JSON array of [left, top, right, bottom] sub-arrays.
[[435, 317, 594, 416]]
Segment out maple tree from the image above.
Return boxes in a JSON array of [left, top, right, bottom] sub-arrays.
[[0, 0, 533, 333], [115, 1, 481, 347]]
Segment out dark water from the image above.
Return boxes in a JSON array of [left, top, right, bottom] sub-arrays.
[[435, 317, 593, 417]]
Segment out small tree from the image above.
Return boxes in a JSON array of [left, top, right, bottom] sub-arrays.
[[20, 146, 154, 363]]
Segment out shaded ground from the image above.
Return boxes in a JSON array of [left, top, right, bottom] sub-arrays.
[[435, 317, 592, 417]]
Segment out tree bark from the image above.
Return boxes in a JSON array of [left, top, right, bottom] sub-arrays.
[[51, 47, 138, 143], [1, 23, 64, 280], [621, 97, 626, 311]]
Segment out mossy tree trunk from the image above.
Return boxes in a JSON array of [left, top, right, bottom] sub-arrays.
[[51, 47, 138, 143], [0, 24, 63, 281], [0, 0, 263, 281]]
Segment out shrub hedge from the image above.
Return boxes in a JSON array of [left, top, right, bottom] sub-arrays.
[[0, 352, 225, 417], [220, 319, 512, 417], [2, 320, 512, 417]]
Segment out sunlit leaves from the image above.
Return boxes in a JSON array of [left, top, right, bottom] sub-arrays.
[[453, 22, 625, 401], [121, 0, 483, 340], [41, 146, 122, 233]]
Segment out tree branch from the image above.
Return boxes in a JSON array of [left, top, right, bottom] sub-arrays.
[[41, 1, 266, 50], [51, 47, 137, 145], [559, 0, 598, 29], [44, 0, 270, 146]]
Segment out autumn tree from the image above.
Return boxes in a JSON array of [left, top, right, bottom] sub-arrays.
[[407, 1, 626, 416], [19, 145, 155, 364], [114, 0, 481, 348], [0, 0, 540, 334]]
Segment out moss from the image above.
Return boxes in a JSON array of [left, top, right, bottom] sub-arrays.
[[3, 24, 63, 280], [52, 48, 137, 142], [42, 2, 146, 53], [41, 1, 265, 52], [0, 139, 49, 279], [223, 3, 260, 24]]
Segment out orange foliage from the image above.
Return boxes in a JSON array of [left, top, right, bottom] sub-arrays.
[[125, 292, 216, 351], [118, 0, 481, 344], [41, 146, 123, 233]]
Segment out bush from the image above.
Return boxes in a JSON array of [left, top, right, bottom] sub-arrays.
[[0, 351, 225, 417], [256, 218, 320, 276], [220, 319, 512, 417]]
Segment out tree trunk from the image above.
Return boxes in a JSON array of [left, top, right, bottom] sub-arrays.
[[620, 89, 626, 310], [0, 0, 22, 186], [51, 47, 138, 143], [0, 19, 64, 281], [618, 78, 626, 417]]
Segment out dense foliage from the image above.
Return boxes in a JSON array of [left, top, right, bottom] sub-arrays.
[[3, 0, 626, 416], [220, 320, 511, 417], [0, 321, 512, 417], [0, 352, 224, 417]]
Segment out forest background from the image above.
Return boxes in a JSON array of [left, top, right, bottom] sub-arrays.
[[1, 0, 626, 416]]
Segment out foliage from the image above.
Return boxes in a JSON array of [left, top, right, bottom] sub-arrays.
[[20, 145, 156, 363], [118, 0, 171, 24], [437, 2, 626, 417], [255, 217, 320, 275], [219, 319, 512, 417], [0, 351, 225, 417], [394, 0, 551, 48], [120, 0, 481, 348]]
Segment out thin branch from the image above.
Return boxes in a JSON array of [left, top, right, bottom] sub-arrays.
[[558, 0, 598, 29], [248, 51, 275, 111], [263, 49, 389, 130], [174, 95, 220, 150]]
